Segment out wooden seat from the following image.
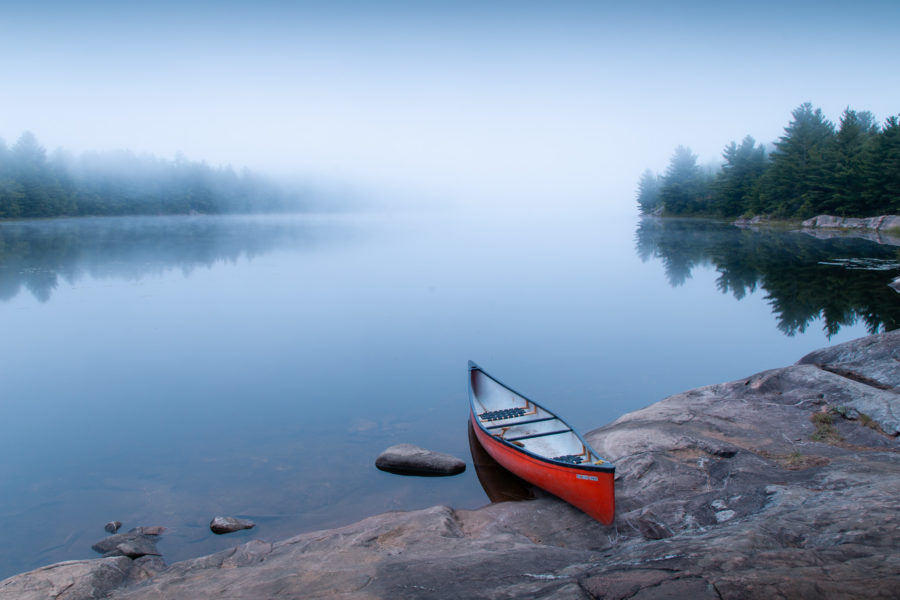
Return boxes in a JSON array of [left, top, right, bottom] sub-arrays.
[[479, 407, 527, 422], [485, 416, 557, 430]]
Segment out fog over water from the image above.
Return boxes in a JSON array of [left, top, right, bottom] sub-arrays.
[[2, 0, 900, 210]]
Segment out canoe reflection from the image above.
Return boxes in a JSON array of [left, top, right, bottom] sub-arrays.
[[467, 420, 538, 503]]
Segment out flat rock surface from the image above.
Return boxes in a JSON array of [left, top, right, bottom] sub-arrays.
[[3, 330, 899, 599], [0, 557, 132, 600], [375, 443, 466, 476]]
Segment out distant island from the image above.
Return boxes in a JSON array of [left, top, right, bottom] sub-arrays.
[[0, 132, 305, 219], [637, 103, 900, 219]]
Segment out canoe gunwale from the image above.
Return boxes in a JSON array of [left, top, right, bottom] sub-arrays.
[[467, 361, 615, 474]]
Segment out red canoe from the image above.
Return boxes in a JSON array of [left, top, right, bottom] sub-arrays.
[[467, 361, 615, 524]]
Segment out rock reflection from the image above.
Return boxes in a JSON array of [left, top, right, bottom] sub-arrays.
[[635, 218, 900, 337], [467, 420, 537, 503]]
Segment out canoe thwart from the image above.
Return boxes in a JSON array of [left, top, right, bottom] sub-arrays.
[[504, 428, 572, 442]]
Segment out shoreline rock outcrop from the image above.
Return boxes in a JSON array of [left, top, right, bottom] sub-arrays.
[[733, 214, 900, 247], [2, 330, 898, 599], [800, 214, 900, 247], [801, 214, 900, 231]]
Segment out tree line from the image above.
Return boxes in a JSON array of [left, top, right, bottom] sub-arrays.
[[637, 103, 900, 218], [0, 132, 306, 219]]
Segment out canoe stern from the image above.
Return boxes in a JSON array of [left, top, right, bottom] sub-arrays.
[[470, 412, 616, 525]]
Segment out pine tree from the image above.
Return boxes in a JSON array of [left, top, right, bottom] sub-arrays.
[[0, 137, 25, 217], [636, 169, 662, 214], [660, 146, 707, 214], [827, 108, 879, 215], [712, 136, 767, 217], [862, 115, 900, 214], [758, 103, 836, 217]]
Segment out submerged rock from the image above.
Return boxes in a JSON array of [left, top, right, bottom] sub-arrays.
[[91, 528, 163, 559], [210, 516, 256, 535], [107, 539, 161, 560], [375, 443, 466, 476], [131, 526, 165, 536]]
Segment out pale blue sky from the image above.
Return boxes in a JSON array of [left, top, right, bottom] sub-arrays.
[[2, 0, 899, 211]]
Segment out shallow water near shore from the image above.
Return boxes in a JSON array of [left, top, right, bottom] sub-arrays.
[[0, 210, 897, 579]]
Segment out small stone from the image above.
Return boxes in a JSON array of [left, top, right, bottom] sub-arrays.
[[210, 516, 256, 534], [104, 521, 122, 534], [715, 510, 737, 523], [375, 443, 466, 476]]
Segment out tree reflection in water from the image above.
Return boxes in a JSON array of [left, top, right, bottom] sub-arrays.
[[635, 218, 900, 337], [0, 215, 354, 303]]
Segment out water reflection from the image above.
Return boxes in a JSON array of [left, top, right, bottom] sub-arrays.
[[0, 215, 355, 302], [467, 420, 537, 503], [635, 218, 900, 336]]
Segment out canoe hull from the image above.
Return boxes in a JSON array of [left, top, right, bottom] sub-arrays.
[[470, 412, 615, 525]]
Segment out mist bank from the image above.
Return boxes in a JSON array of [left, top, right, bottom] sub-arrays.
[[0, 132, 312, 219], [637, 103, 900, 219]]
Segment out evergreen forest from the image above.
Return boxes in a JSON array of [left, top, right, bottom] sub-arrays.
[[0, 132, 305, 219], [637, 103, 900, 218]]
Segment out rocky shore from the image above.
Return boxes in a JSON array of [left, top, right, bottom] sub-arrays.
[[801, 214, 900, 248], [735, 214, 900, 248], [2, 330, 898, 599], [801, 214, 900, 232]]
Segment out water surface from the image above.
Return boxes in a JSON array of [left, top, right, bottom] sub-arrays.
[[0, 212, 896, 578]]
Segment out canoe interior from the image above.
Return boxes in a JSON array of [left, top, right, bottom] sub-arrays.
[[469, 366, 609, 467]]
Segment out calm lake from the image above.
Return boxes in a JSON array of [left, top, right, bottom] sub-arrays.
[[0, 210, 898, 578]]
